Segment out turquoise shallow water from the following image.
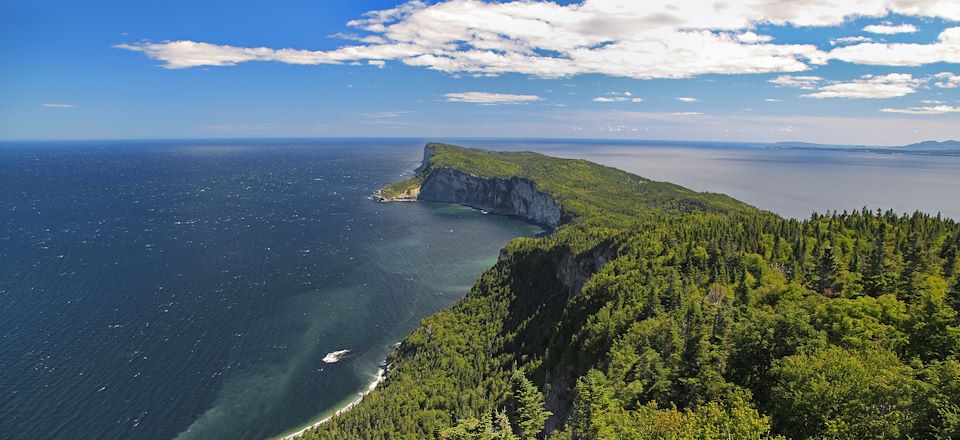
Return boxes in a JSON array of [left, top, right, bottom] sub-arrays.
[[0, 139, 543, 440]]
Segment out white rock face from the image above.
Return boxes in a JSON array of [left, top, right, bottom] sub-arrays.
[[418, 167, 562, 228]]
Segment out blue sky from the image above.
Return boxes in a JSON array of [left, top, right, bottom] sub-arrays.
[[1, 0, 958, 144]]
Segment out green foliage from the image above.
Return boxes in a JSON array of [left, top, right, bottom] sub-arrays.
[[303, 145, 960, 440], [438, 411, 517, 440], [511, 371, 551, 439], [570, 370, 781, 440], [770, 346, 923, 439]]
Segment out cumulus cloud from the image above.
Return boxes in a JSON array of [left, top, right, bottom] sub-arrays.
[[801, 73, 925, 99], [934, 72, 960, 88], [443, 92, 542, 104], [593, 92, 643, 103], [735, 31, 775, 44], [863, 22, 918, 34], [769, 75, 824, 89], [115, 0, 960, 80], [880, 105, 960, 114], [765, 98, 781, 102], [828, 27, 960, 66], [676, 97, 699, 102]]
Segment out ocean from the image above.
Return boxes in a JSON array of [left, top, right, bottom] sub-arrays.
[[2, 138, 958, 440], [0, 139, 543, 440]]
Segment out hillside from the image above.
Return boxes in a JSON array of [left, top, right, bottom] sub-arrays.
[[305, 143, 960, 439], [901, 140, 960, 151]]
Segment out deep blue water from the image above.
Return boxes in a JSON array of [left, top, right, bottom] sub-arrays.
[[3, 137, 958, 440], [0, 139, 543, 440]]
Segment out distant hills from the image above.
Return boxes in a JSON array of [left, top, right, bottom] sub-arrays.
[[769, 140, 960, 156], [899, 140, 960, 151]]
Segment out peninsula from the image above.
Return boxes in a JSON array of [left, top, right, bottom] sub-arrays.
[[304, 143, 960, 439]]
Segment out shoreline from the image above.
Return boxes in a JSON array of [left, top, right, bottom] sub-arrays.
[[278, 360, 388, 440]]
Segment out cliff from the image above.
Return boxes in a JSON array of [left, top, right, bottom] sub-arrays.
[[377, 145, 563, 228], [418, 168, 561, 228]]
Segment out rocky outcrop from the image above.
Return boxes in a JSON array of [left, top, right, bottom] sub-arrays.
[[417, 167, 562, 228], [556, 244, 614, 295], [374, 186, 419, 201]]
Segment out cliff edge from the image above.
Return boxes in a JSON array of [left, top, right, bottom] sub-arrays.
[[375, 143, 563, 228]]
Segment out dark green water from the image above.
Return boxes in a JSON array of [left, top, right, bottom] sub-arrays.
[[0, 139, 543, 439]]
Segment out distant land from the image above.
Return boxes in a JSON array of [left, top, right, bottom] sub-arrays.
[[900, 140, 960, 151], [769, 139, 960, 156]]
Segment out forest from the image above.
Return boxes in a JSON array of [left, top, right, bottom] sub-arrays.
[[304, 144, 960, 439]]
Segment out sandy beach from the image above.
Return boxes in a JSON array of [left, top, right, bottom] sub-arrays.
[[279, 363, 387, 440]]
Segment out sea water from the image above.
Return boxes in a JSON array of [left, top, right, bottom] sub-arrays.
[[0, 139, 543, 440]]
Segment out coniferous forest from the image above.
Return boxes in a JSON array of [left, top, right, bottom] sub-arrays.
[[304, 144, 960, 440]]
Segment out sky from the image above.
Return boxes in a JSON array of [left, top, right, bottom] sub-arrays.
[[1, 0, 958, 145]]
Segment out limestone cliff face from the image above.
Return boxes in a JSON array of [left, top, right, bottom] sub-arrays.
[[417, 167, 562, 228]]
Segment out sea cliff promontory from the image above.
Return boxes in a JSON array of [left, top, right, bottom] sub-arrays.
[[376, 143, 562, 227]]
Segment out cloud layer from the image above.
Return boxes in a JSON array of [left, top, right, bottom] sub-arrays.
[[863, 23, 918, 34], [117, 0, 960, 80], [593, 92, 643, 103], [801, 74, 926, 99], [773, 73, 959, 99], [443, 92, 542, 104], [881, 105, 960, 114]]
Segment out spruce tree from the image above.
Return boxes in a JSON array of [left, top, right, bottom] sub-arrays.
[[510, 371, 551, 440], [817, 245, 840, 295], [865, 222, 890, 296]]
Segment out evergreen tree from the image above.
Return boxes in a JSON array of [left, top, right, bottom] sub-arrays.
[[865, 222, 891, 296], [735, 271, 750, 309], [816, 245, 840, 295], [510, 371, 551, 440]]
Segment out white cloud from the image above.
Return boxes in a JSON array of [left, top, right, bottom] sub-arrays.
[[368, 59, 386, 69], [765, 98, 781, 102], [443, 92, 542, 104], [735, 31, 774, 44], [671, 111, 703, 115], [934, 72, 960, 88], [863, 22, 918, 34], [115, 1, 960, 79], [920, 99, 945, 104], [828, 27, 960, 66], [41, 103, 76, 108], [830, 36, 873, 46], [676, 97, 699, 102], [801, 73, 924, 99], [360, 111, 413, 118], [769, 75, 823, 89], [880, 105, 960, 114], [593, 92, 643, 103]]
